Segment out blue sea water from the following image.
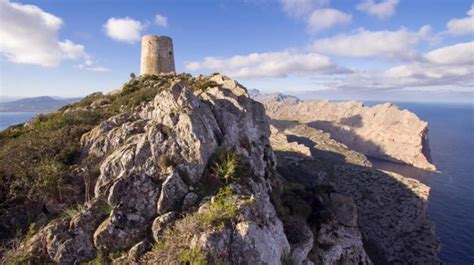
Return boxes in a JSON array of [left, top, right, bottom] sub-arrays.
[[0, 112, 37, 131], [370, 102, 474, 265], [1, 103, 473, 264]]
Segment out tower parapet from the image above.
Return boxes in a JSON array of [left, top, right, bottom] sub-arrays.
[[140, 35, 175, 75]]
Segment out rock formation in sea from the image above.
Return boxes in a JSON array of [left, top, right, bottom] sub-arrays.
[[0, 74, 439, 264], [257, 93, 436, 171]]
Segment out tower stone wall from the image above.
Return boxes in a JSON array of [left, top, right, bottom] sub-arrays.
[[140, 35, 175, 75]]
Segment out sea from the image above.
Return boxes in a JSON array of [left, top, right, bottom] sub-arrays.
[[1, 103, 473, 264]]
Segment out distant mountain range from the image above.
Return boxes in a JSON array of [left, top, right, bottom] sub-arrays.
[[0, 96, 81, 112]]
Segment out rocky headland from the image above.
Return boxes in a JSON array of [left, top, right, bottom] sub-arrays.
[[270, 121, 440, 264], [257, 93, 436, 171], [0, 74, 439, 264]]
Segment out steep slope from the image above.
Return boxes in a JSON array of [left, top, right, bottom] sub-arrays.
[[270, 121, 440, 264], [258, 96, 436, 171], [1, 74, 372, 264]]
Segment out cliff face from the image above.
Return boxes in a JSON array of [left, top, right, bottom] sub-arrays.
[[258, 96, 436, 171], [270, 121, 440, 264], [1, 74, 375, 264]]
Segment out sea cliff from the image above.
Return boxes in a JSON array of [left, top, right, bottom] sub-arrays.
[[257, 94, 436, 171], [0, 74, 439, 264]]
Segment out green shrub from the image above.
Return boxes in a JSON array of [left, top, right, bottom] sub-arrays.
[[63, 204, 86, 218], [200, 186, 239, 229], [35, 159, 65, 200], [150, 186, 244, 264], [211, 150, 240, 184], [80, 251, 108, 265], [180, 246, 208, 265], [108, 250, 126, 261], [24, 222, 37, 242], [101, 203, 117, 215]]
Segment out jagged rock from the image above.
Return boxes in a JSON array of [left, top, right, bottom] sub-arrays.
[[284, 217, 314, 265], [25, 74, 290, 264], [270, 125, 311, 157], [182, 192, 199, 210], [94, 173, 160, 253], [13, 73, 439, 265], [271, 122, 439, 264], [313, 219, 372, 265], [156, 171, 188, 214], [196, 187, 290, 265], [259, 97, 436, 171], [127, 241, 150, 263], [151, 211, 179, 242]]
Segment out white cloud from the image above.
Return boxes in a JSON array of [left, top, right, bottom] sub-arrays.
[[339, 42, 474, 90], [0, 0, 104, 70], [155, 14, 168, 27], [424, 42, 473, 65], [103, 17, 144, 43], [356, 0, 399, 19], [385, 42, 474, 82], [312, 26, 432, 60], [185, 51, 349, 78], [78, 59, 110, 72], [58, 40, 87, 60], [280, 0, 330, 18], [307, 8, 352, 33], [446, 5, 474, 35]]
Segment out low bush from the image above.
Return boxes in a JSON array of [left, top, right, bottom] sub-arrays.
[[150, 186, 244, 264], [211, 150, 240, 184], [63, 204, 86, 219]]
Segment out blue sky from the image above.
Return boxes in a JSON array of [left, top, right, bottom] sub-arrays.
[[0, 0, 473, 102]]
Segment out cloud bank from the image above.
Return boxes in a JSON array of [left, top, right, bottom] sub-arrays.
[[312, 26, 432, 60], [186, 51, 349, 78]]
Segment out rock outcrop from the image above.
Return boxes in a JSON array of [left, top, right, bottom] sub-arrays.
[[4, 74, 374, 264], [270, 121, 440, 264], [259, 95, 436, 171], [1, 74, 440, 264]]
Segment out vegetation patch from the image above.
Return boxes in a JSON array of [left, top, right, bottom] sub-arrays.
[[148, 186, 245, 264], [211, 150, 240, 184], [63, 204, 86, 219]]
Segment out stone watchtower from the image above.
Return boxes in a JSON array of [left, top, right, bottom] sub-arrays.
[[140, 35, 175, 75]]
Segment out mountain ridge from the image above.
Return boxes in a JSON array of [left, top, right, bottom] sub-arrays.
[[0, 74, 439, 264], [0, 96, 81, 112]]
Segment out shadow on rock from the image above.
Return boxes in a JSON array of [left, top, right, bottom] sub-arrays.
[[274, 131, 440, 264]]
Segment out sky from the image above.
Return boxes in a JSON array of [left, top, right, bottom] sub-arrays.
[[0, 0, 473, 103]]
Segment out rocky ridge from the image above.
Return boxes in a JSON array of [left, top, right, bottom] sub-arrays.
[[1, 74, 380, 264], [270, 121, 440, 264], [257, 94, 436, 171]]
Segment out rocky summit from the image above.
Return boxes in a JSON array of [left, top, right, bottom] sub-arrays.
[[257, 94, 436, 171], [0, 74, 439, 264]]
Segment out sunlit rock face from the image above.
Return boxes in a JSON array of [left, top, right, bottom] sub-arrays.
[[8, 74, 439, 265], [258, 95, 436, 171]]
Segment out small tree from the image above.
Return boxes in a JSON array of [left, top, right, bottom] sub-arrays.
[[130, 72, 136, 79]]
